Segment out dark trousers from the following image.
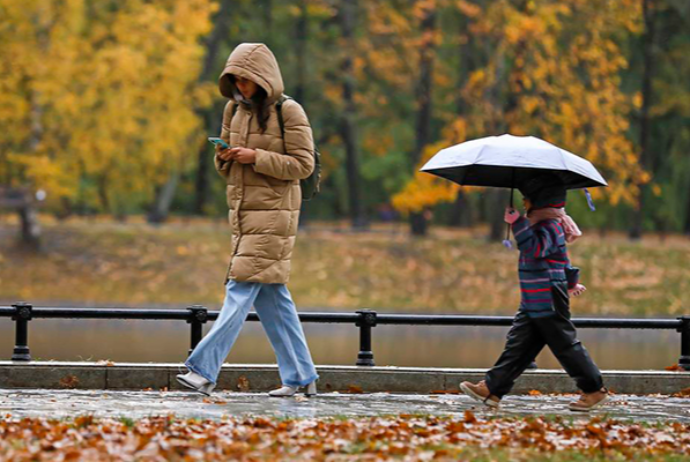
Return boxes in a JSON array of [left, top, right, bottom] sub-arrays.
[[485, 282, 603, 398]]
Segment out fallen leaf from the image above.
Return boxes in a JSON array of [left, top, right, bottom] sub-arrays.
[[74, 415, 94, 428], [672, 387, 690, 397], [528, 389, 542, 396], [59, 375, 80, 388], [237, 376, 250, 392], [665, 364, 684, 372], [347, 385, 364, 394]]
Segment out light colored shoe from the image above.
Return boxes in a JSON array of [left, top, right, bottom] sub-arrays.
[[569, 388, 609, 412], [305, 381, 317, 397], [460, 380, 501, 408], [268, 381, 317, 397], [176, 371, 215, 396]]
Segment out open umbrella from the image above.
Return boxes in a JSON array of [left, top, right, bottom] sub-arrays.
[[420, 134, 607, 246]]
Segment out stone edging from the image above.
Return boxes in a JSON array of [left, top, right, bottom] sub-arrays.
[[1, 362, 688, 395]]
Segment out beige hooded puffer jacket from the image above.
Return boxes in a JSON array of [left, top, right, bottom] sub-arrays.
[[214, 43, 314, 284]]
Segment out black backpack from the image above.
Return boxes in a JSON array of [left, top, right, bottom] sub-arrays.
[[233, 95, 321, 201]]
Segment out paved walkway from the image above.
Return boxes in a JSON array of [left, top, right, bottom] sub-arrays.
[[1, 389, 689, 422]]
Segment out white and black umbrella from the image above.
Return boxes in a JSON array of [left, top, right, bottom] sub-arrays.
[[421, 134, 607, 246], [421, 134, 607, 190]]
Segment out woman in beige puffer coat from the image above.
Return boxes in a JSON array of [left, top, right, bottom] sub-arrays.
[[177, 43, 318, 398]]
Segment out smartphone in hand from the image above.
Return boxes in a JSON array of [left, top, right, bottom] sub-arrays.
[[208, 137, 230, 150]]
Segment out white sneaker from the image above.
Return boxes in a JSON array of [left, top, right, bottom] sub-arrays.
[[176, 371, 215, 396], [268, 381, 317, 397]]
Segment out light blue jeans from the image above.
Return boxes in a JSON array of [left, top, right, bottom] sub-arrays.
[[185, 280, 318, 387]]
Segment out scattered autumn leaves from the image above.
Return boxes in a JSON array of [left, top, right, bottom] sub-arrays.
[[0, 413, 689, 461]]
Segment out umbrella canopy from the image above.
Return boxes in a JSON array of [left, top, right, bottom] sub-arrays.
[[420, 134, 607, 190]]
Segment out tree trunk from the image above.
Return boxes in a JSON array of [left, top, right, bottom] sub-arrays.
[[339, 0, 367, 229], [448, 191, 472, 227], [294, 0, 311, 227], [630, 0, 656, 240], [294, 0, 308, 104], [685, 183, 690, 235], [488, 189, 508, 242], [18, 204, 41, 250], [148, 173, 179, 224], [194, 0, 233, 215], [449, 10, 476, 228], [261, 0, 274, 48], [412, 8, 436, 167], [410, 213, 429, 236], [409, 4, 437, 237]]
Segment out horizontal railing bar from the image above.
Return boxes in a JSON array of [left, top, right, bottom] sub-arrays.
[[13, 308, 191, 320], [280, 313, 361, 323], [373, 314, 681, 329], [571, 318, 680, 329], [0, 306, 682, 329], [239, 313, 361, 323]]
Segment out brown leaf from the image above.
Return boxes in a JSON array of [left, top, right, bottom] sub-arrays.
[[237, 376, 250, 392], [347, 385, 364, 394], [665, 363, 685, 372], [528, 389, 542, 396], [463, 410, 477, 424], [446, 421, 466, 433], [586, 423, 605, 436], [430, 389, 460, 394], [672, 387, 690, 397], [59, 375, 80, 388], [74, 415, 94, 428]]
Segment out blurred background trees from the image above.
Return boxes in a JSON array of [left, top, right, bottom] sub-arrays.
[[2, 0, 689, 238]]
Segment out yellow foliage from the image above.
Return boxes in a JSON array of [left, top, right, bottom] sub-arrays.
[[395, 0, 647, 214], [0, 0, 216, 211], [392, 142, 460, 214]]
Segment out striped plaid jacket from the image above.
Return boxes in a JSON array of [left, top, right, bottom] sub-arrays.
[[511, 216, 580, 317]]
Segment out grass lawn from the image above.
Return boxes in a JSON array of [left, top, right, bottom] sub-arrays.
[[1, 216, 689, 316]]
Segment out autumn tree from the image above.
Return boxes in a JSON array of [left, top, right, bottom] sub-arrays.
[[394, 0, 649, 238], [0, 0, 217, 218]]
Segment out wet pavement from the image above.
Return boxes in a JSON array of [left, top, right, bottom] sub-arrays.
[[1, 389, 689, 423]]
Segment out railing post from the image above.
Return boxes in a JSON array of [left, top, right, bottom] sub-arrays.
[[678, 316, 690, 371], [187, 305, 208, 356], [11, 302, 32, 361], [355, 309, 377, 366]]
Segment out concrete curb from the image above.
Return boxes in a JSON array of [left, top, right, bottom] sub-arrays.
[[1, 362, 689, 395]]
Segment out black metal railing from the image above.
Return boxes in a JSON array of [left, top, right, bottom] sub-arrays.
[[1, 303, 689, 370]]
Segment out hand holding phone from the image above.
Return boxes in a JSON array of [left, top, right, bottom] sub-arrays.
[[208, 137, 230, 150], [209, 137, 234, 161]]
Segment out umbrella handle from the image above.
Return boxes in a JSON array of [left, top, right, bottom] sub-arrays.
[[503, 177, 515, 250]]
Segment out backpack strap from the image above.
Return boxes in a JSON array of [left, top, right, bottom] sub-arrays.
[[275, 94, 292, 138]]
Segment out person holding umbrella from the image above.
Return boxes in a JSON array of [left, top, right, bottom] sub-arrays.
[[460, 174, 608, 411], [420, 134, 609, 411]]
